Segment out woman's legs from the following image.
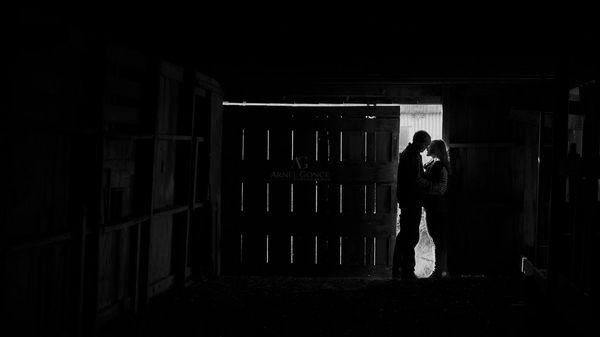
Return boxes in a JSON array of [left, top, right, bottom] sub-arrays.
[[426, 209, 449, 278]]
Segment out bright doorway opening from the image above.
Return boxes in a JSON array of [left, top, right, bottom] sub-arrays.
[[397, 104, 444, 278]]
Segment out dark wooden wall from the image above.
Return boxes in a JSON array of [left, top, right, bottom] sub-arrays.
[[442, 84, 553, 276], [93, 51, 224, 329], [4, 32, 223, 336], [550, 82, 600, 303], [4, 29, 91, 336], [440, 79, 598, 311]]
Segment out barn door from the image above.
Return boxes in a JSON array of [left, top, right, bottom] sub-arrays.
[[443, 85, 525, 276], [222, 106, 399, 276]]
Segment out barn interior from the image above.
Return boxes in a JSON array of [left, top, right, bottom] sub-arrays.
[[4, 6, 600, 336]]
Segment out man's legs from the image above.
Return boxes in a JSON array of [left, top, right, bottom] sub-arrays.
[[392, 206, 422, 279]]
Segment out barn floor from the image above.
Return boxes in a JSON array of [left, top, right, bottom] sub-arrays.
[[100, 276, 571, 337]]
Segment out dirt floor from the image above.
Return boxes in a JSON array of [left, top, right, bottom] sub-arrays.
[[98, 275, 574, 337]]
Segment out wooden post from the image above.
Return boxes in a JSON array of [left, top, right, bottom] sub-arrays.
[[547, 63, 569, 293], [175, 69, 195, 289], [81, 132, 104, 337], [131, 221, 142, 313], [210, 90, 224, 276], [579, 82, 600, 293], [138, 57, 161, 305], [533, 106, 543, 267], [0, 158, 7, 329], [74, 206, 87, 337]]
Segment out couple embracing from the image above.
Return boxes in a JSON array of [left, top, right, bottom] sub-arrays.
[[393, 130, 450, 280]]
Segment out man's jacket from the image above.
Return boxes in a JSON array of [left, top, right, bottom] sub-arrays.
[[396, 142, 434, 208]]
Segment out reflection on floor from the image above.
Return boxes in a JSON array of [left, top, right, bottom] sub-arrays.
[[396, 206, 436, 278]]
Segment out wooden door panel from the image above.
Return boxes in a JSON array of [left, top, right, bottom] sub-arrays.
[[223, 106, 398, 276], [342, 131, 365, 162], [375, 131, 394, 163], [294, 181, 316, 215]]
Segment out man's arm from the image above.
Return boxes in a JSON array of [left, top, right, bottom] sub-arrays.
[[413, 156, 433, 194]]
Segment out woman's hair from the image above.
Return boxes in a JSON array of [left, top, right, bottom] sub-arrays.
[[431, 139, 451, 174]]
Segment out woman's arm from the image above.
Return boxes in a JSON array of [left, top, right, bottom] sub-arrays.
[[425, 167, 448, 195]]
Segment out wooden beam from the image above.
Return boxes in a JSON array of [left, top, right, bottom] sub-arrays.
[[102, 215, 151, 233], [449, 142, 515, 148], [156, 134, 193, 141], [152, 205, 189, 217], [104, 132, 154, 140], [7, 232, 73, 253]]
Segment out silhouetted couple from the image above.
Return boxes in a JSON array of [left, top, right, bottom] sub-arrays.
[[393, 130, 450, 280]]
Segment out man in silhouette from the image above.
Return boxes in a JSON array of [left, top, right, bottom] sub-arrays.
[[392, 130, 436, 280]]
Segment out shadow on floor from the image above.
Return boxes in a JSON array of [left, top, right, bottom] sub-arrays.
[[100, 275, 565, 337]]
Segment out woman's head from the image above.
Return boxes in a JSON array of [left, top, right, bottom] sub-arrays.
[[427, 140, 450, 172], [426, 140, 446, 158]]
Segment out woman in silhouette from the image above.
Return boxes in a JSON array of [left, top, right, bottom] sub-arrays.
[[423, 140, 451, 278]]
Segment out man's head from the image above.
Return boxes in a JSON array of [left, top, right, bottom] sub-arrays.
[[412, 130, 431, 153]]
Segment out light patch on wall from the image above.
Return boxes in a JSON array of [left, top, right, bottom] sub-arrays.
[[266, 183, 270, 213], [291, 130, 295, 160], [314, 182, 318, 213], [327, 131, 331, 162], [266, 129, 270, 160], [314, 236, 318, 264], [363, 131, 367, 162], [240, 182, 244, 213], [363, 237, 367, 265], [339, 237, 343, 265], [315, 130, 319, 161], [266, 235, 270, 264], [373, 237, 377, 265], [339, 131, 343, 162], [290, 183, 294, 213], [241, 129, 245, 160], [240, 233, 244, 263], [339, 184, 343, 214], [372, 183, 377, 214], [290, 236, 294, 264], [363, 185, 367, 214]]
